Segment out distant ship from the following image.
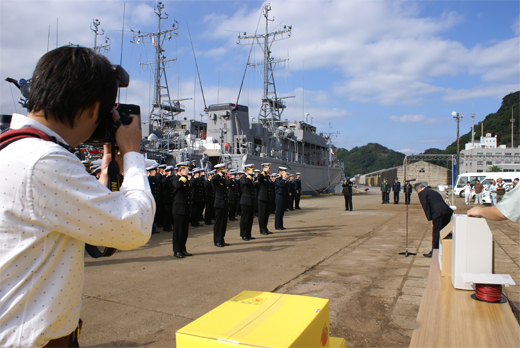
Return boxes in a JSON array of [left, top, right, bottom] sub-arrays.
[[139, 2, 343, 194]]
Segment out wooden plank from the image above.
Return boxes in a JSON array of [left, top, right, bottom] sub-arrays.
[[410, 250, 520, 347]]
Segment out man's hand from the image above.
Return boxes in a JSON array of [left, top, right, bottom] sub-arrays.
[[467, 207, 483, 218], [113, 111, 141, 156], [98, 144, 124, 187]]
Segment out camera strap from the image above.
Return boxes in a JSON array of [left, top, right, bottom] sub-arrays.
[[0, 127, 116, 258]]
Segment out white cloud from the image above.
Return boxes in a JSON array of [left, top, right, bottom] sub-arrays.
[[443, 84, 520, 103], [513, 16, 520, 36], [389, 114, 443, 124], [205, 0, 518, 106]]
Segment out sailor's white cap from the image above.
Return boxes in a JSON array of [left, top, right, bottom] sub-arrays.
[[176, 161, 190, 169], [261, 163, 271, 167], [278, 166, 287, 171], [244, 163, 254, 169]]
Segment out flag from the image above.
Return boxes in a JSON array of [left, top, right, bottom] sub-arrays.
[[152, 36, 156, 48]]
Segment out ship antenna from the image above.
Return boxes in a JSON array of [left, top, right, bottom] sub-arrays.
[[235, 7, 264, 107], [187, 23, 207, 110]]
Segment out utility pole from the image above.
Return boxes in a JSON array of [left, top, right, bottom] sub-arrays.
[[452, 111, 463, 177], [511, 106, 515, 148], [470, 104, 475, 146], [237, 3, 293, 132]]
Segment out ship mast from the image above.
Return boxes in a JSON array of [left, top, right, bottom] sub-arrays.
[[131, 1, 185, 129], [91, 19, 110, 53], [237, 3, 292, 131]]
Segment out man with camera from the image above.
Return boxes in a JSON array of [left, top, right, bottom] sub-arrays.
[[0, 46, 155, 347]]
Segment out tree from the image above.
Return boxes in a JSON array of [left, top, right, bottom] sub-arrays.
[[487, 165, 502, 172]]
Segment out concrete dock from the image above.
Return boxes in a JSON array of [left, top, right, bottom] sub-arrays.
[[80, 189, 519, 348]]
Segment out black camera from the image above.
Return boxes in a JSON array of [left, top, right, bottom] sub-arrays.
[[84, 65, 140, 146], [84, 103, 141, 146]]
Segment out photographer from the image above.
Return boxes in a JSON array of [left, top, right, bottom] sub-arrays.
[[342, 178, 353, 211], [0, 46, 155, 347]]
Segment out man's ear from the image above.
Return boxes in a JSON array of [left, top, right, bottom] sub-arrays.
[[89, 101, 101, 121]]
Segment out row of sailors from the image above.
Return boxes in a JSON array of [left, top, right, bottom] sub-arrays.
[[145, 162, 303, 258]]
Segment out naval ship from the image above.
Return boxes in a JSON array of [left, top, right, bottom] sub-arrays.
[[138, 3, 343, 194]]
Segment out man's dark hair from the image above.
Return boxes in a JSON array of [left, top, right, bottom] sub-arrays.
[[28, 45, 118, 127]]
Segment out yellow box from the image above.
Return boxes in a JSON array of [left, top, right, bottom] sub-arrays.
[[329, 336, 346, 348], [176, 290, 344, 348]]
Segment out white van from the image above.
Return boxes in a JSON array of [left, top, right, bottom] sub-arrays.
[[479, 173, 519, 203], [453, 173, 488, 197]]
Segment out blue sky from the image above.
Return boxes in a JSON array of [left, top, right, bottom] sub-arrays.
[[1, 0, 519, 154]]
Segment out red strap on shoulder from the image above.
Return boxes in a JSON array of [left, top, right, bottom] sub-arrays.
[[0, 128, 51, 150]]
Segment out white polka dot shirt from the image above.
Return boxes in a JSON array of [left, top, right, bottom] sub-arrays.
[[0, 114, 155, 347]]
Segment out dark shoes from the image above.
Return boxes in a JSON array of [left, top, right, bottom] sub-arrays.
[[223, 242, 230, 246], [275, 228, 285, 231], [260, 231, 269, 235], [423, 251, 433, 258], [242, 237, 250, 241], [182, 252, 193, 257], [249, 236, 256, 240], [214, 243, 224, 247], [174, 252, 185, 258]]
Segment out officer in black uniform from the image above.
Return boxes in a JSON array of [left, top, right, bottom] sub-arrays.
[[294, 173, 302, 209], [342, 178, 353, 211], [162, 166, 174, 231], [155, 164, 166, 227], [404, 181, 413, 205], [227, 170, 239, 221], [236, 171, 244, 216], [283, 171, 290, 212], [190, 169, 204, 227], [212, 164, 229, 247], [275, 167, 287, 230], [239, 164, 256, 241], [199, 170, 206, 221], [147, 164, 161, 234], [171, 162, 192, 258], [204, 170, 215, 224], [269, 173, 276, 214], [257, 163, 272, 235], [288, 174, 296, 210], [253, 169, 260, 217]]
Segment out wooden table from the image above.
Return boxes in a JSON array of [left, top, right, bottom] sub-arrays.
[[410, 250, 520, 347]]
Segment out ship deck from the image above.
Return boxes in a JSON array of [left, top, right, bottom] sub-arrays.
[[80, 189, 519, 347]]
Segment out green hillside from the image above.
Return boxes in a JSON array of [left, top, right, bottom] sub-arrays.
[[335, 143, 405, 177], [431, 91, 519, 154]]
